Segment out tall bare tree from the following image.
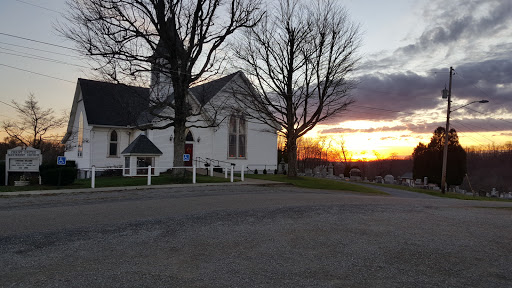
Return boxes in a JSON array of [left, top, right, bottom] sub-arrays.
[[59, 0, 262, 174], [232, 0, 361, 177], [2, 94, 66, 149]]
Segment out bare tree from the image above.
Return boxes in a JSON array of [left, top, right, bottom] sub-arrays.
[[2, 94, 66, 149], [59, 0, 262, 174], [232, 0, 361, 177]]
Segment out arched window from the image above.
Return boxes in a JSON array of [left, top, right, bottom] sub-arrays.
[[78, 112, 83, 157], [228, 114, 246, 158], [109, 130, 118, 156], [185, 130, 194, 142]]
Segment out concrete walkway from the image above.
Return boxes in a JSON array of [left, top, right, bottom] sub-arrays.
[[0, 177, 286, 197]]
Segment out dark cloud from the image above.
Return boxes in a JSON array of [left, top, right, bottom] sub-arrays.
[[397, 0, 512, 57], [320, 0, 512, 140], [319, 118, 512, 135]]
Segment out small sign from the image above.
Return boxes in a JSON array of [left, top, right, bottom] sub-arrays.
[[183, 154, 190, 161], [57, 156, 67, 165]]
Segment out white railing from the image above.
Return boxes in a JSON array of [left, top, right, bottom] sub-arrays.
[[79, 164, 240, 188]]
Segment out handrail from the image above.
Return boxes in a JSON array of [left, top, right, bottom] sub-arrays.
[[205, 157, 235, 167]]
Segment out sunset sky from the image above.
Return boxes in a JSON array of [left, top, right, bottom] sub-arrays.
[[1, 0, 511, 160]]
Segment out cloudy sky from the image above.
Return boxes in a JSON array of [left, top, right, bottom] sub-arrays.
[[0, 0, 511, 159]]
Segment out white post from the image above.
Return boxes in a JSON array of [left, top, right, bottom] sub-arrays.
[[210, 164, 214, 177], [225, 167, 228, 178], [193, 165, 196, 184], [230, 165, 234, 182], [241, 165, 245, 181], [147, 165, 152, 185], [91, 166, 96, 188]]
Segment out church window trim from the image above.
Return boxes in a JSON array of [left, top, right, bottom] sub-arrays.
[[108, 130, 119, 157], [228, 114, 247, 159]]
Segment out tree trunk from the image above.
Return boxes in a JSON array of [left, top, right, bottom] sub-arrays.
[[172, 83, 187, 177], [287, 135, 298, 177]]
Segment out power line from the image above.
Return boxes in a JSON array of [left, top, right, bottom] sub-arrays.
[[14, 0, 64, 15], [0, 32, 78, 52], [0, 63, 75, 84], [0, 41, 79, 58], [451, 120, 495, 144], [0, 48, 89, 68]]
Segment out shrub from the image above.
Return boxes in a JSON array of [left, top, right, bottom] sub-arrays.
[[101, 168, 122, 177], [274, 169, 278, 174], [283, 170, 287, 175], [254, 169, 258, 174], [263, 169, 267, 174], [40, 163, 77, 186], [0, 160, 4, 186]]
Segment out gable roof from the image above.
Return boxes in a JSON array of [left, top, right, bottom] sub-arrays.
[[137, 71, 242, 125], [79, 78, 150, 126], [189, 71, 240, 105], [121, 134, 163, 155]]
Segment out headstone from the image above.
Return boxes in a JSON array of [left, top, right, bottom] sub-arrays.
[[313, 167, 320, 177], [320, 166, 327, 178], [384, 174, 394, 184], [305, 168, 313, 177], [491, 188, 497, 197], [328, 163, 333, 176], [424, 177, 428, 186]]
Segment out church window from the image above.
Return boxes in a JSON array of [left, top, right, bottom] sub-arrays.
[[228, 114, 246, 158], [109, 130, 118, 157], [78, 112, 83, 157]]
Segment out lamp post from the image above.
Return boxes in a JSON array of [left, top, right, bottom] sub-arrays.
[[440, 67, 488, 193]]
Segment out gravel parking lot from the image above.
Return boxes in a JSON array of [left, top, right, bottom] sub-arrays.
[[1, 184, 511, 287]]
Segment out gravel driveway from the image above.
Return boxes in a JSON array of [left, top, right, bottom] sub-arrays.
[[1, 184, 511, 287]]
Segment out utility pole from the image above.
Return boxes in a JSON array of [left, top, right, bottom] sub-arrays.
[[441, 67, 453, 194]]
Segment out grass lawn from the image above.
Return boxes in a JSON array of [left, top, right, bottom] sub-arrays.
[[369, 183, 511, 202], [0, 173, 233, 193], [245, 174, 387, 195]]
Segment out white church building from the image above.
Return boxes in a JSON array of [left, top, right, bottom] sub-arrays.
[[61, 71, 278, 177]]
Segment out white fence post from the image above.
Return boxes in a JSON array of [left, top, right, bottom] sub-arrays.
[[230, 165, 234, 182], [91, 166, 95, 188], [225, 166, 228, 178], [241, 165, 245, 181], [193, 165, 196, 184], [147, 165, 152, 185]]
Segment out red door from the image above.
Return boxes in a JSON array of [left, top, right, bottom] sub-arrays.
[[185, 143, 193, 166]]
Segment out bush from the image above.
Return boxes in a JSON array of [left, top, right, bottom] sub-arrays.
[[254, 169, 258, 174], [101, 168, 122, 177], [40, 163, 77, 186], [283, 170, 287, 175], [263, 169, 267, 174], [274, 169, 278, 175], [0, 160, 4, 186]]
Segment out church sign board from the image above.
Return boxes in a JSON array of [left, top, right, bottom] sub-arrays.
[[5, 146, 42, 185]]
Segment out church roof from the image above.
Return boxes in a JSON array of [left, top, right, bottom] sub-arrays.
[[121, 134, 162, 155], [137, 71, 241, 125], [78, 78, 150, 126], [189, 71, 240, 105]]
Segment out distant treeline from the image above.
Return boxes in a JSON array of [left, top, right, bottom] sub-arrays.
[[462, 143, 512, 193]]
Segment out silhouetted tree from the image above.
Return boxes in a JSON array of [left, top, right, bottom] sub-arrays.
[[231, 0, 361, 177], [413, 127, 466, 186], [60, 0, 263, 175], [2, 94, 66, 149]]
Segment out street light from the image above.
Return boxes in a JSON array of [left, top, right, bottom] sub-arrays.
[[440, 67, 489, 193]]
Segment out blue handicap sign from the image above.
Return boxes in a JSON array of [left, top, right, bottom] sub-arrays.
[[57, 156, 66, 165], [183, 154, 190, 161]]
